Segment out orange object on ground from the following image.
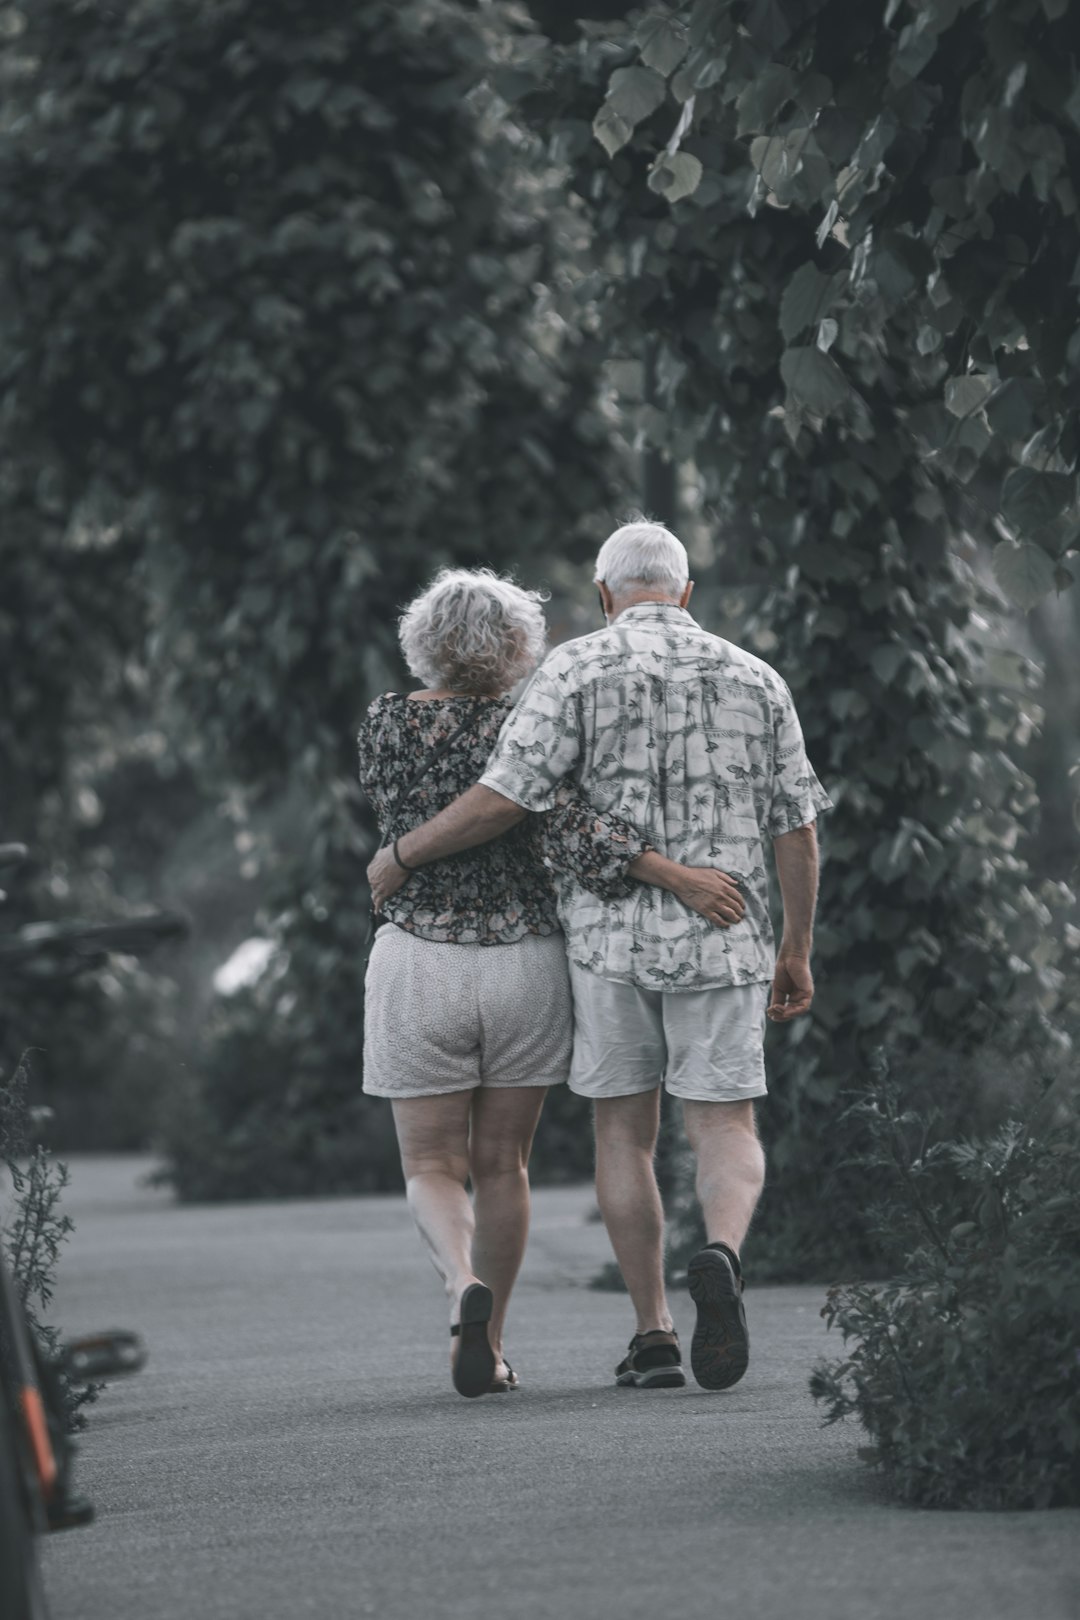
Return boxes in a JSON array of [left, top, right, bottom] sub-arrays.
[[20, 1386, 57, 1497]]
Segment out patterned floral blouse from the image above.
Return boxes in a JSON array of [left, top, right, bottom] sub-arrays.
[[357, 693, 651, 946]]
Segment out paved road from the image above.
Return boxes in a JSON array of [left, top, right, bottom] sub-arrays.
[[40, 1157, 1079, 1620]]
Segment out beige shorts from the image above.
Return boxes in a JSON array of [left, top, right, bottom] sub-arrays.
[[363, 927, 572, 1098], [568, 964, 769, 1103]]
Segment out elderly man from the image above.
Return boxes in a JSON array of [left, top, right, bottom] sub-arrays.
[[368, 520, 831, 1391]]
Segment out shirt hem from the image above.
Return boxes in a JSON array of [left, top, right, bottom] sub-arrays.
[[568, 958, 773, 994], [382, 918, 562, 946]]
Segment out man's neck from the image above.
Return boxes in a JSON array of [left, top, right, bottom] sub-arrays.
[[608, 593, 685, 620]]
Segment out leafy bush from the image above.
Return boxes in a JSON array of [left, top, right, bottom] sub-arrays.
[[809, 1047, 1080, 1510], [0, 1055, 93, 1429]]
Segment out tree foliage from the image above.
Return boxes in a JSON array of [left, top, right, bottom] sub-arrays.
[[0, 0, 622, 1187], [1, 0, 617, 786], [548, 0, 1080, 599], [506, 0, 1077, 1268]]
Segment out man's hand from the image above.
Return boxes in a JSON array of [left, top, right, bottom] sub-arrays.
[[767, 953, 814, 1021], [670, 866, 746, 928], [368, 846, 408, 910]]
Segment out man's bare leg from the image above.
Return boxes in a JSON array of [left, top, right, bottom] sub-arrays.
[[681, 1098, 764, 1390], [594, 1090, 674, 1334], [681, 1098, 766, 1257]]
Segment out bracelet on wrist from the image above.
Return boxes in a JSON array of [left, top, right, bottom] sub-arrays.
[[392, 837, 418, 874]]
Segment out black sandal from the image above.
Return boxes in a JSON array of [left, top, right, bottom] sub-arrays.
[[450, 1283, 496, 1398], [490, 1361, 519, 1393]]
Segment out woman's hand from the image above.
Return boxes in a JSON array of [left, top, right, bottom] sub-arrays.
[[627, 852, 746, 927], [368, 846, 409, 910]]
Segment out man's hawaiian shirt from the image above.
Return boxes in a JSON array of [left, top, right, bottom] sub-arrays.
[[479, 603, 832, 993]]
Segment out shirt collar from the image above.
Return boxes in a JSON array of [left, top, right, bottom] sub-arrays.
[[613, 602, 695, 625]]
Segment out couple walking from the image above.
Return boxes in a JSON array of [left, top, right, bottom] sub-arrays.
[[360, 521, 830, 1398]]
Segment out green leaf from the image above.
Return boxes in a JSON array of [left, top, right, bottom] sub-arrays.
[[648, 152, 704, 204], [874, 243, 921, 304], [779, 263, 837, 341], [607, 66, 667, 129], [1066, 80, 1080, 134], [636, 14, 690, 77], [794, 72, 833, 116], [489, 68, 541, 105], [285, 77, 329, 115], [750, 129, 813, 196], [1001, 467, 1073, 532], [735, 64, 796, 136], [749, 134, 781, 190], [992, 539, 1057, 610], [780, 346, 850, 413], [745, 0, 793, 50], [944, 375, 992, 418], [593, 102, 633, 158], [984, 380, 1039, 442], [871, 644, 907, 684]]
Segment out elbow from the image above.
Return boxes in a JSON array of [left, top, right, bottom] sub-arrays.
[[477, 786, 527, 832], [773, 821, 817, 843]]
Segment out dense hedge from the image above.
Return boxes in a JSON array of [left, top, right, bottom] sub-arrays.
[[504, 0, 1078, 1270]]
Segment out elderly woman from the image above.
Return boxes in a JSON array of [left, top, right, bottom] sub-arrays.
[[358, 568, 711, 1399]]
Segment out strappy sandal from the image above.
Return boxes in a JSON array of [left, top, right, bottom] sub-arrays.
[[450, 1283, 496, 1398], [490, 1362, 519, 1393]]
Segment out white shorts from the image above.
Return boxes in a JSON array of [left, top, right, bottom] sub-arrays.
[[363, 927, 572, 1097], [568, 964, 769, 1103]]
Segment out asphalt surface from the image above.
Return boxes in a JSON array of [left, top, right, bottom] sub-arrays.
[[39, 1156, 1080, 1620]]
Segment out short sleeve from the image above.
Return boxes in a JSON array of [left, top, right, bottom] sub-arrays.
[[767, 682, 832, 837], [356, 697, 386, 802], [479, 667, 582, 812]]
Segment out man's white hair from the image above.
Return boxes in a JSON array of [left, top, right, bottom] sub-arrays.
[[593, 518, 689, 598], [398, 567, 547, 695]]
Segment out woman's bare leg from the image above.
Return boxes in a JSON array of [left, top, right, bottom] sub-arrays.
[[468, 1085, 548, 1375], [391, 1092, 481, 1324]]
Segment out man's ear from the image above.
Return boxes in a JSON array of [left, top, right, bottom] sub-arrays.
[[681, 580, 695, 609], [598, 581, 615, 619]]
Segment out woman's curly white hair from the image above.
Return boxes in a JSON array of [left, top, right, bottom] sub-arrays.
[[398, 568, 548, 695]]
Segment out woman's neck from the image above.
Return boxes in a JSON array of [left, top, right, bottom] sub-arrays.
[[406, 689, 500, 701]]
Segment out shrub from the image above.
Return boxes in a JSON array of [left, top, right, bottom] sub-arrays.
[[809, 1047, 1080, 1510], [0, 1055, 93, 1429]]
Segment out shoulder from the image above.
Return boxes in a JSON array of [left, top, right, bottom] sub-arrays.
[[531, 627, 625, 689], [720, 640, 786, 687], [697, 636, 793, 704], [358, 691, 403, 738], [363, 691, 403, 716]]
